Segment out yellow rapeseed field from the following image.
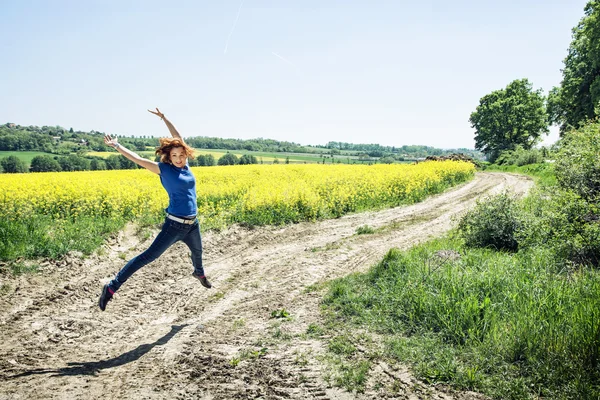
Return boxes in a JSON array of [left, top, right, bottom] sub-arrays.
[[0, 161, 474, 225], [0, 161, 474, 260], [0, 161, 474, 229]]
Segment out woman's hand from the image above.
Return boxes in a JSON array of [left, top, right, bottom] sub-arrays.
[[148, 107, 165, 120], [104, 134, 119, 148]]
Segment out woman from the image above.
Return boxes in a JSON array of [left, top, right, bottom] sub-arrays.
[[99, 108, 211, 312]]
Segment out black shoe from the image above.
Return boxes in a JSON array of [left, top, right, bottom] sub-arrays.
[[98, 284, 114, 311], [192, 272, 212, 289]]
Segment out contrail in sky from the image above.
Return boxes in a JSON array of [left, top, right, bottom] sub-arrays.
[[272, 51, 297, 68], [224, 0, 245, 54]]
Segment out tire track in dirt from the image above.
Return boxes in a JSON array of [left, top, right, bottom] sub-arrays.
[[0, 172, 532, 400]]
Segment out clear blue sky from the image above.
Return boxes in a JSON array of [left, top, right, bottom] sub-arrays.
[[0, 0, 589, 149]]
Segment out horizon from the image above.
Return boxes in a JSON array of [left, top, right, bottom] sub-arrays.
[[0, 1, 588, 149]]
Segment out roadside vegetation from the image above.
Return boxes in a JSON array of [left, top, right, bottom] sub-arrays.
[[319, 123, 600, 399]]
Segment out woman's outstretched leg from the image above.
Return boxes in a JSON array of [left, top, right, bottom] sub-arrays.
[[99, 219, 184, 310]]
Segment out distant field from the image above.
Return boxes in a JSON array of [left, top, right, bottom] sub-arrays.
[[0, 151, 55, 165], [87, 148, 355, 164]]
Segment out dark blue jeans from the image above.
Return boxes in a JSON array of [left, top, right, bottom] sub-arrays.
[[108, 217, 204, 292]]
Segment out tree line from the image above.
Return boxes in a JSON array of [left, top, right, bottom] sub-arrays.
[[0, 123, 483, 163], [0, 151, 266, 173]]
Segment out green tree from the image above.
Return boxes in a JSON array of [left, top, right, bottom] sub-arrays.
[[549, 1, 600, 132], [0, 155, 27, 173], [58, 155, 90, 171], [105, 155, 121, 170], [30, 155, 61, 172], [217, 152, 239, 166], [197, 154, 216, 166], [469, 78, 548, 162], [119, 157, 137, 170], [90, 158, 107, 171], [239, 154, 257, 165]]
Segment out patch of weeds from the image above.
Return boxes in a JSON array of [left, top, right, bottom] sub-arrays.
[[0, 283, 11, 296], [270, 308, 291, 320], [10, 262, 40, 276], [311, 241, 343, 252], [334, 359, 371, 393], [271, 327, 294, 341], [356, 225, 375, 235], [239, 347, 268, 360], [293, 350, 310, 366], [306, 323, 325, 338], [209, 292, 225, 302], [304, 282, 326, 293], [232, 318, 246, 330], [229, 357, 240, 367], [328, 335, 357, 356], [298, 373, 308, 384], [118, 252, 127, 260]]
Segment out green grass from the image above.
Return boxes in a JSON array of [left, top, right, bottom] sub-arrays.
[[0, 215, 128, 261], [0, 151, 56, 165], [485, 162, 556, 186], [356, 225, 375, 235], [321, 237, 600, 399]]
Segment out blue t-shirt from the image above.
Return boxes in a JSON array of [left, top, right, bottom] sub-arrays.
[[158, 162, 197, 218]]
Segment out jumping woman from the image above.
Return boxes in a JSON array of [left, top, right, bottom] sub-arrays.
[[99, 108, 211, 311]]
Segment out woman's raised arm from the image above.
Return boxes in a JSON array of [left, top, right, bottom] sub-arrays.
[[148, 108, 183, 141], [104, 134, 160, 175]]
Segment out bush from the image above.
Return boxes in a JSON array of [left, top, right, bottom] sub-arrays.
[[457, 192, 520, 251], [218, 152, 239, 166], [30, 155, 61, 172], [495, 146, 543, 166], [239, 154, 258, 165], [554, 123, 600, 202], [58, 154, 91, 171], [519, 187, 600, 266], [0, 155, 28, 173], [90, 158, 107, 171], [197, 154, 216, 166]]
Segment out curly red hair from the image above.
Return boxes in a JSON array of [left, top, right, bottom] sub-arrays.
[[155, 138, 195, 164]]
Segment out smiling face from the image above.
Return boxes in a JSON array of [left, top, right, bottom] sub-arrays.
[[169, 146, 187, 168]]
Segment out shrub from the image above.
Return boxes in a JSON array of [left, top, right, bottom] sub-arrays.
[[239, 154, 258, 165], [0, 155, 27, 173], [197, 154, 216, 166], [218, 152, 239, 166], [554, 123, 600, 203], [495, 146, 543, 166], [30, 155, 61, 172], [457, 192, 520, 251], [519, 187, 600, 266]]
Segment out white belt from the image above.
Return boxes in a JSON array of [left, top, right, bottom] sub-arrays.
[[166, 214, 197, 225]]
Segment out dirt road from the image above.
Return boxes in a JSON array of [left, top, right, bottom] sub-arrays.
[[0, 172, 533, 400]]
